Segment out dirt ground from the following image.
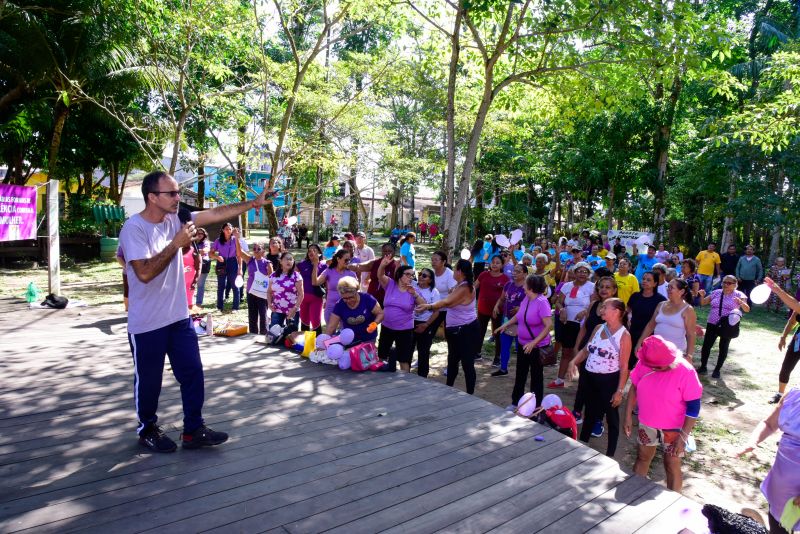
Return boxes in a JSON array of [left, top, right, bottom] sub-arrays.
[[1, 238, 790, 521]]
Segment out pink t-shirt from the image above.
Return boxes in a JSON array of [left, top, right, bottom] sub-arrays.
[[630, 358, 703, 429], [515, 295, 552, 346], [269, 271, 302, 314]]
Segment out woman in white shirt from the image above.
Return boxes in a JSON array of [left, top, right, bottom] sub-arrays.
[[551, 262, 595, 388], [412, 268, 441, 378]]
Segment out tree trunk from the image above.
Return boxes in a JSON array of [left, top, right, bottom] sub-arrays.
[[442, 1, 463, 254], [47, 100, 70, 179], [651, 73, 683, 242], [237, 126, 249, 236], [769, 169, 785, 265], [118, 162, 130, 206], [196, 156, 206, 209], [545, 189, 557, 238], [720, 160, 738, 250], [108, 162, 119, 204], [348, 140, 359, 232], [313, 165, 323, 243], [606, 184, 615, 231], [169, 108, 189, 175]]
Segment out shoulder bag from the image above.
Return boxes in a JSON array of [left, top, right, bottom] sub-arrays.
[[715, 292, 740, 339], [522, 298, 556, 366]]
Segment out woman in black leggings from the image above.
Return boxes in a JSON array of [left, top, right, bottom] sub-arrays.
[[772, 311, 800, 404]]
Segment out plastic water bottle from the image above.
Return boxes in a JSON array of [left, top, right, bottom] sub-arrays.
[[205, 313, 213, 336]]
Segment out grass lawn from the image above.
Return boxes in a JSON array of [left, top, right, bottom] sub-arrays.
[[0, 235, 790, 519]]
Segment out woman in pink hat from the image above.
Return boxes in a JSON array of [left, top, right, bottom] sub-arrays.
[[624, 335, 703, 492]]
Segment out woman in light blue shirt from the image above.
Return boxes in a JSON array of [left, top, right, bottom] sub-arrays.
[[399, 232, 417, 267]]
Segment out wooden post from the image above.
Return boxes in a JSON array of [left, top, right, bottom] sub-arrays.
[[46, 180, 60, 295]]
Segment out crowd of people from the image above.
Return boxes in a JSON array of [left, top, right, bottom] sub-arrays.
[[118, 177, 797, 534]]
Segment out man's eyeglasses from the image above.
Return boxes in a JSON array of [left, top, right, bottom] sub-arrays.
[[151, 190, 181, 198], [253, 246, 263, 251], [401, 272, 414, 277]]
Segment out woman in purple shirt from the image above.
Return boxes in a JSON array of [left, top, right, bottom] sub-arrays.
[[496, 274, 553, 408], [697, 274, 750, 378], [297, 245, 325, 333], [313, 248, 356, 325], [211, 223, 239, 311], [491, 263, 528, 376], [376, 257, 426, 372], [417, 259, 480, 394]]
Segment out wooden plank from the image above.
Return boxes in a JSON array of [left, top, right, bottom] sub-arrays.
[[0, 376, 423, 469], [336, 430, 585, 534], [46, 398, 497, 534], [0, 364, 410, 439], [282, 425, 567, 534], [635, 495, 705, 534], [0, 380, 441, 503], [438, 454, 622, 534], [23, 405, 517, 534], [176, 417, 550, 534], [537, 473, 654, 534], [589, 484, 682, 533]]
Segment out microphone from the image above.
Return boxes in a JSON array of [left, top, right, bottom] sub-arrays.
[[178, 207, 192, 224], [178, 207, 199, 253]]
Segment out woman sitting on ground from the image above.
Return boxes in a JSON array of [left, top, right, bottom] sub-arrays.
[[325, 276, 384, 345], [624, 335, 702, 493]]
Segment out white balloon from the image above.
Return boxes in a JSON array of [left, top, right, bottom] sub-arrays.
[[460, 248, 471, 260], [495, 234, 511, 248], [750, 284, 771, 305], [287, 216, 298, 226], [234, 275, 244, 288], [510, 229, 523, 245]]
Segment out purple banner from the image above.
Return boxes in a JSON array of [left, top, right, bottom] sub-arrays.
[[0, 184, 37, 242]]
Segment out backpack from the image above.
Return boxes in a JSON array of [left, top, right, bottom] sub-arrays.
[[348, 342, 384, 371], [42, 294, 68, 309], [535, 407, 578, 440]]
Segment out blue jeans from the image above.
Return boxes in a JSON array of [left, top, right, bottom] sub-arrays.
[[196, 271, 209, 306], [698, 274, 714, 294], [217, 259, 240, 311], [270, 311, 299, 334], [499, 331, 521, 372]]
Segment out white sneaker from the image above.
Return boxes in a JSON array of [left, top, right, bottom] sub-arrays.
[[411, 360, 419, 369], [443, 368, 448, 376]]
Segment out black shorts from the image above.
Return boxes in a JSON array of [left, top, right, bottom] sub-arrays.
[[556, 320, 581, 348]]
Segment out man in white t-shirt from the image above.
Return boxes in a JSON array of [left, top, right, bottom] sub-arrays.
[[119, 171, 274, 453], [354, 231, 375, 289]]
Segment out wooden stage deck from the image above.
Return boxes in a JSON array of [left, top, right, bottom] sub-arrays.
[[0, 297, 702, 533]]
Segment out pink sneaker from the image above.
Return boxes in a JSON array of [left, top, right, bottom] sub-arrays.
[[547, 380, 565, 389]]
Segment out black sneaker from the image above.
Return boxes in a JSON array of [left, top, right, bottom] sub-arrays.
[[181, 425, 229, 449], [139, 425, 177, 453], [491, 358, 501, 368], [696, 366, 708, 375], [490, 369, 508, 377], [711, 370, 721, 379], [769, 393, 783, 404]]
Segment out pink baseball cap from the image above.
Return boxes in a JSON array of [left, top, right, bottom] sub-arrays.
[[637, 335, 681, 368]]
